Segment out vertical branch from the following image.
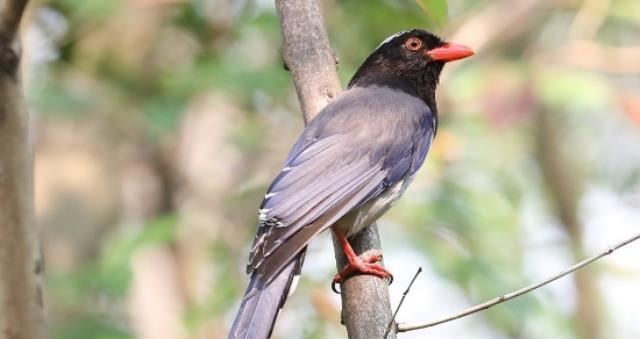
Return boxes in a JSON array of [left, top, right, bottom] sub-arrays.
[[274, 0, 396, 337], [331, 226, 397, 339], [0, 0, 47, 338], [275, 0, 340, 121], [0, 0, 28, 43]]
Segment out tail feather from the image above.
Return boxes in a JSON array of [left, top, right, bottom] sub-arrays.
[[229, 250, 306, 339]]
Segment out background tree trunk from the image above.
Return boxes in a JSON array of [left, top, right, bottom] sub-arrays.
[[274, 0, 396, 338], [0, 0, 47, 338], [536, 107, 601, 339]]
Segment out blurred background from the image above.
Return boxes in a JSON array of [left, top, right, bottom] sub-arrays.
[[19, 0, 640, 338]]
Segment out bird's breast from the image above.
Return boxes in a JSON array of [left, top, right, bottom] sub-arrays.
[[335, 174, 415, 237]]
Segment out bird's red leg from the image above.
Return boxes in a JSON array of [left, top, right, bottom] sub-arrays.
[[331, 228, 393, 293]]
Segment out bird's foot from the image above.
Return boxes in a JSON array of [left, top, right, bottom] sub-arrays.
[[331, 253, 393, 294]]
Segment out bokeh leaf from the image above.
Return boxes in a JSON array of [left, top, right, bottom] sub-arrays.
[[416, 0, 448, 27]]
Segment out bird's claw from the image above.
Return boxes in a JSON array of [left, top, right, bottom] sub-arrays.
[[331, 254, 393, 294]]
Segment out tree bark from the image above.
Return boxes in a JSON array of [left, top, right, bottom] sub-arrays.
[[274, 0, 396, 338], [0, 0, 47, 338]]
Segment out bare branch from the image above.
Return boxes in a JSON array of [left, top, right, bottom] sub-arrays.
[[397, 231, 640, 333], [0, 0, 28, 77], [274, 0, 396, 338], [275, 0, 341, 122], [0, 1, 47, 337], [332, 225, 397, 339], [384, 267, 422, 338], [0, 0, 29, 41]]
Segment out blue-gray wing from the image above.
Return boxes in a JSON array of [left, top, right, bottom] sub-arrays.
[[248, 86, 436, 283]]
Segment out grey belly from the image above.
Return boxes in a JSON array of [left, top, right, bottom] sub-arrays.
[[335, 175, 414, 237]]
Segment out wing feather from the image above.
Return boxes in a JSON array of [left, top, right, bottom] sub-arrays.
[[256, 169, 387, 283], [264, 163, 382, 254], [274, 159, 372, 223], [247, 86, 437, 283]]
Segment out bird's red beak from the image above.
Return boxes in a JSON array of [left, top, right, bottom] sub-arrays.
[[426, 42, 474, 62]]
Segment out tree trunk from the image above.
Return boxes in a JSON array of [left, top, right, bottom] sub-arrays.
[[0, 0, 47, 337], [274, 0, 396, 338], [120, 147, 187, 339]]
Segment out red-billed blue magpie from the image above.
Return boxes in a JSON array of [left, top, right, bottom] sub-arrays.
[[229, 29, 473, 339]]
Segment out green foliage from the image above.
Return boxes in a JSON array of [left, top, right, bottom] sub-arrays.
[[102, 215, 178, 294], [185, 239, 242, 331], [28, 81, 93, 118], [159, 57, 290, 98], [47, 215, 177, 338], [609, 0, 640, 25], [535, 69, 613, 110], [53, 0, 122, 21], [54, 316, 130, 339], [143, 96, 188, 136], [416, 0, 449, 27]]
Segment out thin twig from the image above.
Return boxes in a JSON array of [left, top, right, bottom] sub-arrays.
[[398, 231, 640, 333], [384, 267, 422, 338]]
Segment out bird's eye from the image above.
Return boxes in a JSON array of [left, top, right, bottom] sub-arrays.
[[405, 37, 422, 51]]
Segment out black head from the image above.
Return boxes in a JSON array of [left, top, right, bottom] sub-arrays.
[[348, 29, 473, 110]]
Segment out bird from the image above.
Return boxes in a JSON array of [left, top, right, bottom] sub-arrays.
[[228, 29, 473, 339]]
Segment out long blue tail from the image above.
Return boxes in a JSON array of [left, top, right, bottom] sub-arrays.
[[228, 251, 306, 339]]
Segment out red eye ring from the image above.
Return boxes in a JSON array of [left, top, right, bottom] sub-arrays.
[[405, 37, 422, 51]]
